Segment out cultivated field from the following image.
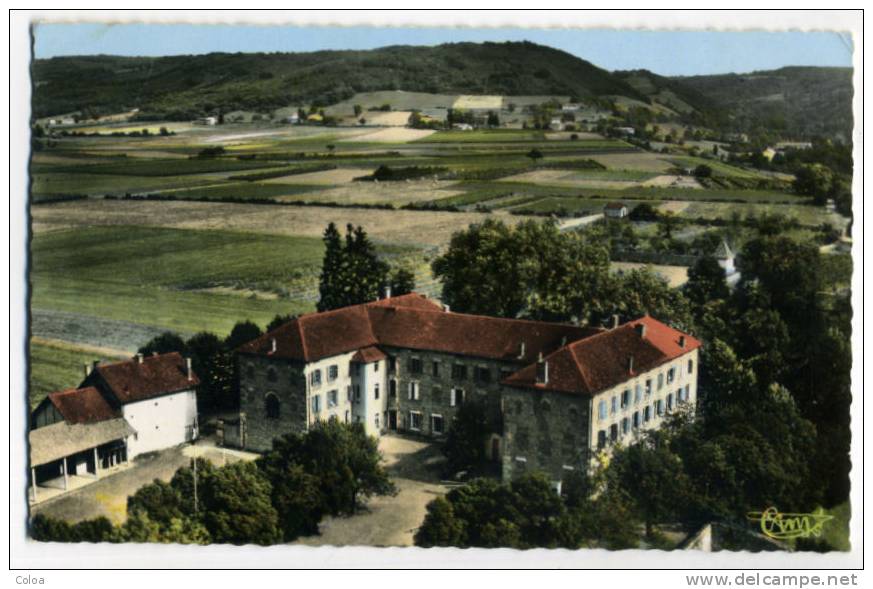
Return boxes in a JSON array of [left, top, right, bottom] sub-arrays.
[[29, 111, 847, 398]]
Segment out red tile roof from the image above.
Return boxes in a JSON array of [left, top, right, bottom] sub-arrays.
[[503, 316, 700, 395], [604, 202, 627, 210], [46, 386, 119, 424], [91, 352, 199, 404], [237, 292, 601, 364], [351, 346, 387, 363]]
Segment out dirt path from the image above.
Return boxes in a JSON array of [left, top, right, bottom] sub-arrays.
[[295, 435, 449, 547]]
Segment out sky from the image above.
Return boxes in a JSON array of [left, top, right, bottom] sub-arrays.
[[32, 23, 853, 76]]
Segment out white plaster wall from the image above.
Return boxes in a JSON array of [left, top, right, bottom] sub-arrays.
[[588, 348, 699, 454], [303, 351, 357, 426], [124, 388, 198, 458]]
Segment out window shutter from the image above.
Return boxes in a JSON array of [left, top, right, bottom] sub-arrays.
[[408, 382, 412, 400], [450, 389, 456, 406]]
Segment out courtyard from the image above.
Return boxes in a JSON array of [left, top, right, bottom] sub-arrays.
[[296, 434, 451, 547]]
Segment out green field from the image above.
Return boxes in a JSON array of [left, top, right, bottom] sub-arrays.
[[30, 225, 424, 338], [29, 340, 127, 409], [162, 182, 326, 201], [31, 226, 331, 335]]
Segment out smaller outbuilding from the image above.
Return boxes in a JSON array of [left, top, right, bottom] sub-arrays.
[[604, 202, 629, 218]]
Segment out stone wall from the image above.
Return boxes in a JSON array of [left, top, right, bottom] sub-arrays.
[[500, 387, 592, 482], [383, 346, 520, 445], [237, 354, 307, 452]]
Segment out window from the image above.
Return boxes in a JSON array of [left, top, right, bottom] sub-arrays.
[[389, 380, 397, 398], [374, 383, 380, 400], [310, 369, 322, 388], [350, 362, 360, 376], [643, 406, 651, 422], [621, 389, 630, 409], [516, 428, 530, 450], [409, 358, 423, 374], [569, 406, 579, 420], [598, 400, 608, 420], [328, 365, 339, 381], [267, 367, 277, 383], [409, 411, 422, 431], [684, 384, 691, 403], [328, 389, 338, 408], [450, 388, 465, 406], [475, 366, 491, 383], [311, 395, 321, 414], [667, 393, 674, 411], [432, 361, 440, 377], [667, 367, 676, 384], [609, 424, 618, 442], [611, 396, 618, 414], [388, 356, 396, 372], [375, 413, 380, 429], [408, 381, 420, 401], [688, 359, 694, 374], [374, 361, 380, 372], [431, 414, 445, 435], [621, 417, 629, 435], [344, 410, 350, 423], [562, 432, 576, 453], [656, 400, 665, 416], [346, 385, 353, 402], [632, 411, 640, 429], [515, 400, 523, 415], [265, 394, 280, 419], [540, 438, 552, 457], [540, 399, 551, 412], [597, 430, 607, 449], [657, 373, 664, 390], [354, 384, 361, 402], [645, 379, 652, 395], [634, 384, 642, 404], [452, 364, 467, 380]]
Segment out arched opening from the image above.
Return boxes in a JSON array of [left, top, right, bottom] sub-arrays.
[[265, 393, 280, 419]]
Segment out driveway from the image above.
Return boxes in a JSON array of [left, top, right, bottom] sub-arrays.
[[296, 434, 449, 547], [30, 439, 257, 525]]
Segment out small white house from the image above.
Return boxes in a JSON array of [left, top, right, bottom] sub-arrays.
[[83, 352, 200, 459], [604, 202, 629, 218], [194, 116, 218, 126], [453, 123, 474, 131], [615, 126, 636, 136], [713, 240, 741, 287]]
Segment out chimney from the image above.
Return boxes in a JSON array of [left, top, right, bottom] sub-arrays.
[[635, 323, 647, 339], [560, 335, 567, 347], [442, 303, 451, 313], [518, 341, 526, 359], [612, 314, 620, 329], [271, 337, 277, 353], [678, 335, 686, 348], [83, 363, 90, 379], [137, 353, 144, 364], [536, 353, 549, 385], [92, 360, 100, 371], [628, 354, 635, 373], [186, 357, 193, 381], [384, 286, 392, 299], [152, 351, 158, 357]]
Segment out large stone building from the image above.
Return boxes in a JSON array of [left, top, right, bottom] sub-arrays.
[[234, 293, 700, 484]]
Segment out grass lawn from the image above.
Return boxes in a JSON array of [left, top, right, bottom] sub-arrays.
[[28, 339, 127, 409]]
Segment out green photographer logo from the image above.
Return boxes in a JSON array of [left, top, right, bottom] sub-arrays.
[[747, 507, 834, 540]]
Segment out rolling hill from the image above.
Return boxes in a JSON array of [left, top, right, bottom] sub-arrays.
[[31, 42, 853, 140], [31, 42, 647, 120], [672, 67, 854, 141]]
